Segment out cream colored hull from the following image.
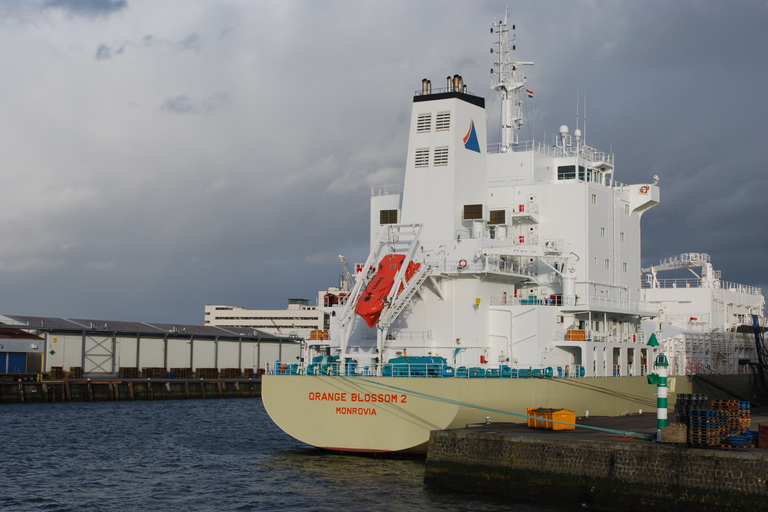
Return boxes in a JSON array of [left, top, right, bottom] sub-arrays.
[[262, 375, 687, 453]]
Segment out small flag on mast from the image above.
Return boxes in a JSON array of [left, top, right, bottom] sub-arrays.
[[526, 89, 534, 98]]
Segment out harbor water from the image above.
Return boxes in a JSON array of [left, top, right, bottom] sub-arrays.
[[0, 398, 574, 511]]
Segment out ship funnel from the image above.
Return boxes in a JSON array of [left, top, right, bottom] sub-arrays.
[[421, 78, 431, 95]]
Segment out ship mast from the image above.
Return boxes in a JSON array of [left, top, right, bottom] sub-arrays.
[[491, 7, 533, 152]]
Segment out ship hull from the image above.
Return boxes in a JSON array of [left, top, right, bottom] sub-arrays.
[[262, 374, 687, 453]]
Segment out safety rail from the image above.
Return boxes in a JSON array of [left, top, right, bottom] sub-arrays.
[[645, 277, 762, 296], [370, 184, 403, 197], [265, 361, 589, 379]]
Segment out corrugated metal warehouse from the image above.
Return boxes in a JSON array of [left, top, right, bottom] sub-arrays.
[[0, 314, 301, 378]]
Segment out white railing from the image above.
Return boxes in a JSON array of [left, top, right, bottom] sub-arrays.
[[265, 361, 591, 379], [371, 184, 403, 197], [646, 277, 762, 296]]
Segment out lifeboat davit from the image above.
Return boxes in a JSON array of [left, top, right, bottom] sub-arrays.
[[355, 254, 421, 328]]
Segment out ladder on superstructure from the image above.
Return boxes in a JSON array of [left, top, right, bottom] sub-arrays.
[[378, 263, 434, 328], [336, 224, 425, 359]]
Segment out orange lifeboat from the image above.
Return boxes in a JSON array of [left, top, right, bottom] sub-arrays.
[[355, 254, 421, 327]]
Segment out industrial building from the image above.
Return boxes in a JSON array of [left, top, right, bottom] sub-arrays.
[[205, 297, 330, 338], [0, 314, 300, 378]]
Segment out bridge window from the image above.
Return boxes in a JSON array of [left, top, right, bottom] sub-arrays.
[[464, 204, 483, 220], [489, 210, 506, 225], [557, 165, 575, 180], [380, 210, 398, 224]]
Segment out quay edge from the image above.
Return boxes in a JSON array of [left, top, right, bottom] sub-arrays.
[[424, 425, 768, 511], [0, 378, 261, 404]]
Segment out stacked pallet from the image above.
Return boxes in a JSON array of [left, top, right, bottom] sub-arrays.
[[220, 368, 242, 378], [51, 367, 63, 379], [675, 393, 708, 424], [142, 367, 166, 378], [170, 368, 193, 379], [243, 369, 254, 378], [119, 367, 139, 378], [69, 367, 83, 378], [687, 409, 727, 448], [710, 399, 751, 436], [196, 368, 219, 379]]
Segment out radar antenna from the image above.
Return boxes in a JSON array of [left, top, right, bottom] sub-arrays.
[[491, 7, 533, 152]]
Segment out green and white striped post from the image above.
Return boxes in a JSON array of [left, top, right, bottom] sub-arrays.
[[646, 333, 669, 441]]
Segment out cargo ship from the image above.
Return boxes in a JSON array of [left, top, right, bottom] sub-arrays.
[[261, 9, 765, 453]]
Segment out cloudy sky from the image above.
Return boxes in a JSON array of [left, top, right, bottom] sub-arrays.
[[0, 0, 766, 324]]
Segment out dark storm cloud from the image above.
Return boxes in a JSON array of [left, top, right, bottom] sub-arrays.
[[95, 42, 124, 60], [0, 1, 765, 324], [43, 0, 127, 17]]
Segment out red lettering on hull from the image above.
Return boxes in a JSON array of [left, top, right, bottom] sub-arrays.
[[335, 407, 378, 416]]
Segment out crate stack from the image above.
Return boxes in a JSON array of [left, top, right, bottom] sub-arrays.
[[220, 368, 242, 378], [710, 399, 751, 436], [196, 368, 219, 379], [170, 368, 193, 379], [142, 367, 166, 378], [675, 393, 708, 424], [118, 367, 139, 378], [687, 409, 727, 448]]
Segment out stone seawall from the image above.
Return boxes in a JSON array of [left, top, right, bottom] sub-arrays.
[[425, 429, 768, 511], [0, 378, 261, 404]]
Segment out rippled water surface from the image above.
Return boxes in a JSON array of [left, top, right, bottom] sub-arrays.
[[1, 399, 575, 511]]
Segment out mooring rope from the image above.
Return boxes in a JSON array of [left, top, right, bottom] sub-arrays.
[[350, 377, 656, 441]]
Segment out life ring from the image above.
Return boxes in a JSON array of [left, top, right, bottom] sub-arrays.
[[458, 259, 467, 269], [565, 365, 569, 374], [279, 364, 286, 372]]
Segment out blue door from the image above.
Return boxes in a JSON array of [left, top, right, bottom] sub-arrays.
[[7, 353, 26, 373]]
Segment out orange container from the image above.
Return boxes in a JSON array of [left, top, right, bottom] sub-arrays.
[[566, 330, 586, 341], [548, 409, 576, 431]]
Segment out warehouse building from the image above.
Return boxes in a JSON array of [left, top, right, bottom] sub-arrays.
[[0, 314, 300, 378]]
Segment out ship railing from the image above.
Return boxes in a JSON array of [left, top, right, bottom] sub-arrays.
[[266, 361, 595, 379], [646, 277, 762, 296], [588, 296, 657, 313], [486, 140, 536, 154], [370, 184, 403, 197]]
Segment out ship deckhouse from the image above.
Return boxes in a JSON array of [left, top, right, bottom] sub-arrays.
[[352, 10, 662, 378]]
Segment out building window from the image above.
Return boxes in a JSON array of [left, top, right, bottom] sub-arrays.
[[417, 113, 432, 132], [620, 232, 625, 242], [600, 227, 605, 238], [463, 204, 483, 220], [436, 111, 450, 131], [489, 210, 506, 225], [433, 146, 449, 166], [557, 165, 575, 180], [380, 209, 398, 224], [625, 204, 629, 214], [415, 148, 429, 167], [623, 262, 627, 272], [605, 259, 610, 269], [592, 194, 597, 204]]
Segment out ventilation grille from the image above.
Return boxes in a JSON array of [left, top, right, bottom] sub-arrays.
[[433, 146, 449, 166], [436, 112, 450, 131], [415, 148, 429, 168], [417, 113, 432, 132]]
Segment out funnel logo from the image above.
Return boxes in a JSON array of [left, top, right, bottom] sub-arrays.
[[463, 119, 480, 153]]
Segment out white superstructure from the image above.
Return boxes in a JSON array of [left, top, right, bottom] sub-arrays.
[[641, 253, 764, 375], [322, 9, 661, 379]]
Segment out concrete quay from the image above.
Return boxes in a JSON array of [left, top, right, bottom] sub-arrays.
[[0, 377, 261, 404], [425, 408, 768, 511]]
